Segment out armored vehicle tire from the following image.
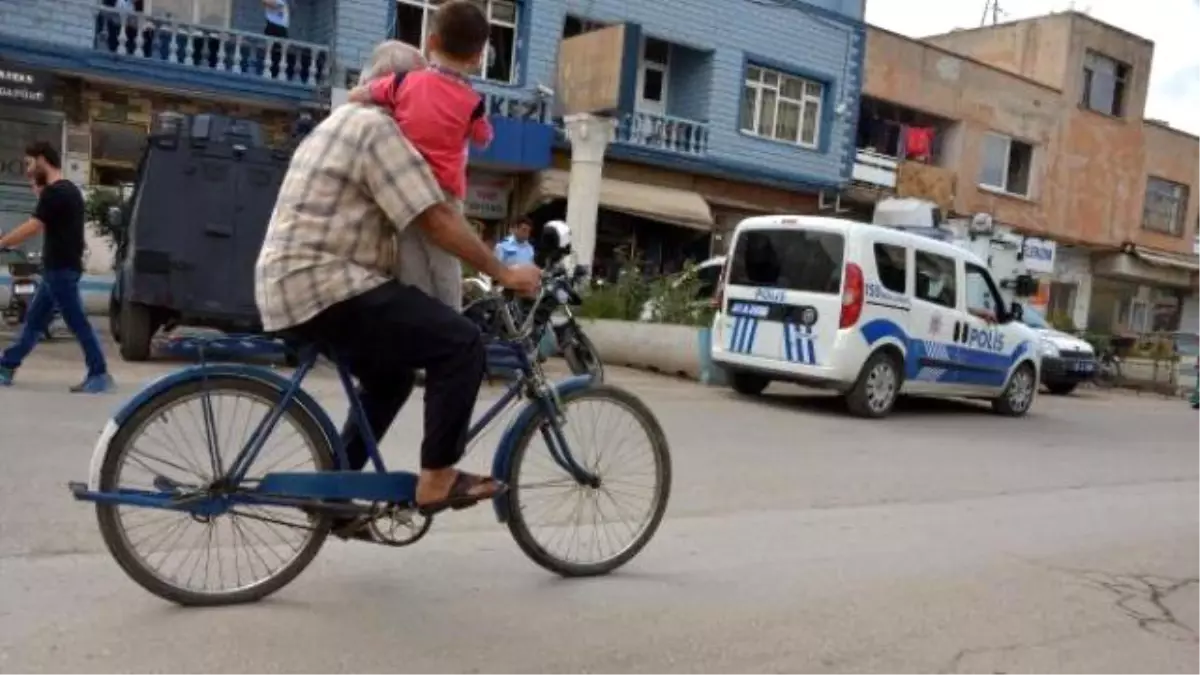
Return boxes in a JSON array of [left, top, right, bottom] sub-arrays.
[[119, 301, 154, 362], [108, 294, 121, 343]]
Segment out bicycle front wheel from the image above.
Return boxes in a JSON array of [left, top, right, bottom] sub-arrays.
[[95, 375, 335, 606], [505, 385, 671, 577]]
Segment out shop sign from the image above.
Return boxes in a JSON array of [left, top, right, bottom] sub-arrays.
[[1022, 237, 1056, 274], [0, 62, 51, 109], [464, 175, 512, 220]]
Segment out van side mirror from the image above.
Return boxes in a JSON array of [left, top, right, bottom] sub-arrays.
[[105, 206, 124, 230], [1009, 302, 1024, 322], [1012, 273, 1038, 298]]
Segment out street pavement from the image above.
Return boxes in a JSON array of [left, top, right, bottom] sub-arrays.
[[0, 330, 1196, 673]]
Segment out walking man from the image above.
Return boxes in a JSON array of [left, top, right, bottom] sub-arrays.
[[0, 142, 114, 393]]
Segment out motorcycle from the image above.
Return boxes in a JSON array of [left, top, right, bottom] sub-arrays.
[[1, 247, 55, 340], [462, 261, 604, 382], [463, 221, 604, 382]]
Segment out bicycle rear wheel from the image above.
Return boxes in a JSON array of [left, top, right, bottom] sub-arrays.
[[504, 385, 671, 577], [95, 376, 335, 606]]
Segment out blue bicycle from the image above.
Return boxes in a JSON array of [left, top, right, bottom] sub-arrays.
[[68, 259, 671, 606]]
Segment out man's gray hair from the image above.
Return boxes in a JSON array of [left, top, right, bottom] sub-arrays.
[[359, 41, 426, 85]]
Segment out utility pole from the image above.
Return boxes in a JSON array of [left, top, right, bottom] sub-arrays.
[[980, 0, 1002, 26]]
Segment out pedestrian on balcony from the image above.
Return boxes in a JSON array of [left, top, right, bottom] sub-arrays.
[[262, 0, 293, 80]]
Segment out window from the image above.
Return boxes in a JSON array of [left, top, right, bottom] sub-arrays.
[[1081, 50, 1130, 117], [914, 250, 956, 308], [964, 263, 1004, 319], [91, 121, 147, 166], [740, 65, 823, 149], [144, 0, 231, 28], [873, 243, 907, 294], [637, 37, 670, 114], [562, 15, 605, 38], [1142, 176, 1189, 236], [393, 0, 519, 84], [729, 229, 844, 293], [978, 132, 1033, 196]]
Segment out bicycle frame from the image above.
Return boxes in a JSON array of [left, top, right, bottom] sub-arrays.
[[70, 334, 599, 519]]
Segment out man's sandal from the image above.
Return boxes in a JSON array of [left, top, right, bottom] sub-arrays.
[[417, 471, 508, 516]]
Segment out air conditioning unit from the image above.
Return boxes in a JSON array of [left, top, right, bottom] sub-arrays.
[[969, 212, 994, 234]]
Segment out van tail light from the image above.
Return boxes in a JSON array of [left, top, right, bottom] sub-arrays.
[[839, 262, 864, 329]]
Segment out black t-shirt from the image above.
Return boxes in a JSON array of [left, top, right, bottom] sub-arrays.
[[34, 179, 86, 272]]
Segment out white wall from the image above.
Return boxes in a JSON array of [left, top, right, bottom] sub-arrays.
[[1051, 246, 1093, 330]]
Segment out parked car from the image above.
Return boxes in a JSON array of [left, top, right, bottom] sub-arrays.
[[710, 215, 1041, 418], [1020, 306, 1098, 395]]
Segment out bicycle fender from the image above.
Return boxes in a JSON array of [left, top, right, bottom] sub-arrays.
[[489, 374, 595, 522], [87, 364, 345, 491]]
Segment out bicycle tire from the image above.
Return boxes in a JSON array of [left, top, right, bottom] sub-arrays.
[[504, 385, 671, 577], [95, 375, 335, 606]]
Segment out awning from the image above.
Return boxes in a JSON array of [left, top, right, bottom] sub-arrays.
[[1134, 246, 1200, 272], [524, 169, 715, 231]]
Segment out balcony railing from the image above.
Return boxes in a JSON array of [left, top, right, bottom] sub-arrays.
[[616, 112, 710, 156], [852, 149, 898, 188], [93, 6, 329, 88]]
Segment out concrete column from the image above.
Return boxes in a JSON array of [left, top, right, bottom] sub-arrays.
[[563, 113, 616, 271]]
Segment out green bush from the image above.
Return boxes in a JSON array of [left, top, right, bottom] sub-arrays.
[[84, 187, 125, 250], [577, 256, 714, 327]]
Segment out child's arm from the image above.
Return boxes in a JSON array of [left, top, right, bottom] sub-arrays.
[[469, 111, 493, 149], [347, 85, 373, 104], [349, 75, 397, 106]]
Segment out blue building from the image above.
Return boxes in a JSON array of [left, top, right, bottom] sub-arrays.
[[342, 0, 866, 273], [0, 0, 864, 274]]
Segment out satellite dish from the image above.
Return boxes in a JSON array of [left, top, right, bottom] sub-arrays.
[[969, 212, 994, 234]]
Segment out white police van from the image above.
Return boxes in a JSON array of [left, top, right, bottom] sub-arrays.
[[710, 215, 1042, 418]]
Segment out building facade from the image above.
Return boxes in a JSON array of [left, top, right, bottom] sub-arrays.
[[0, 0, 342, 269], [846, 12, 1198, 335], [334, 0, 866, 275], [3, 0, 865, 278]]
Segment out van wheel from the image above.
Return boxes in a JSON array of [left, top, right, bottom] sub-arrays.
[[993, 363, 1036, 416], [846, 350, 901, 418], [730, 372, 769, 396]]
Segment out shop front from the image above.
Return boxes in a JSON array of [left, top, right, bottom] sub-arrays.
[[516, 167, 715, 280], [463, 170, 516, 247], [1088, 248, 1199, 335], [0, 60, 59, 253]]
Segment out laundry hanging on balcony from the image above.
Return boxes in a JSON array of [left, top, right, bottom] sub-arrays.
[[904, 127, 934, 162]]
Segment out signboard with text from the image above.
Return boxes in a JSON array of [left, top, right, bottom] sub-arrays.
[[464, 174, 513, 220], [1022, 237, 1057, 274], [0, 61, 51, 109], [556, 24, 626, 116]]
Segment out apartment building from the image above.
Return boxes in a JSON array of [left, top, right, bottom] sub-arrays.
[[333, 0, 867, 275], [845, 12, 1198, 334]]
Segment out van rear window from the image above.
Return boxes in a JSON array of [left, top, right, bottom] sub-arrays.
[[729, 229, 845, 293]]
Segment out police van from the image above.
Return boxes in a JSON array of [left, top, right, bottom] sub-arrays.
[[710, 215, 1042, 418]]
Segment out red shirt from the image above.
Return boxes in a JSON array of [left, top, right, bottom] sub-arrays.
[[368, 68, 494, 199]]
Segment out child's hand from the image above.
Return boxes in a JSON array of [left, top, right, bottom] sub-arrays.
[[470, 116, 494, 149]]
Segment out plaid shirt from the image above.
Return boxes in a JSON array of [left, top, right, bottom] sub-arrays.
[[255, 103, 444, 331]]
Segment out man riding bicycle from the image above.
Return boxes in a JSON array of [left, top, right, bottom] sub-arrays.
[[254, 41, 540, 523]]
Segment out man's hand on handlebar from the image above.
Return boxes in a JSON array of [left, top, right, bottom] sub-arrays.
[[496, 264, 541, 297]]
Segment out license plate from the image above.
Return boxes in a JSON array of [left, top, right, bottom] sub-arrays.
[[1073, 360, 1095, 373], [12, 283, 34, 294]]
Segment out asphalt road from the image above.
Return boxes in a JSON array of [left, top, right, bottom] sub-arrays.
[[0, 333, 1196, 673]]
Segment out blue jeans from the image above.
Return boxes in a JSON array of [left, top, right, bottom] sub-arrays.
[[1, 269, 108, 377]]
